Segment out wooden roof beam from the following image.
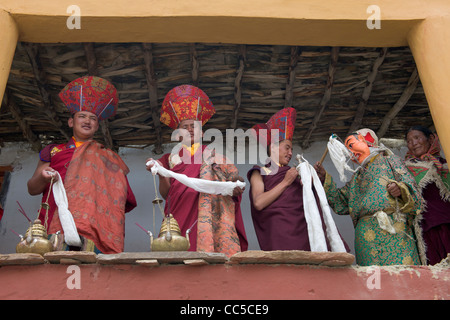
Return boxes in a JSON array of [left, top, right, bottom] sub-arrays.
[[302, 46, 339, 149], [231, 44, 246, 129], [83, 42, 115, 151], [4, 90, 41, 151], [348, 47, 388, 134], [22, 43, 71, 141], [142, 43, 163, 154], [284, 46, 300, 109], [377, 67, 419, 138], [190, 43, 199, 86]]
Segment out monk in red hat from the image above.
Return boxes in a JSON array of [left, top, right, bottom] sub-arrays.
[[27, 76, 137, 254], [146, 85, 247, 257], [248, 107, 349, 252]]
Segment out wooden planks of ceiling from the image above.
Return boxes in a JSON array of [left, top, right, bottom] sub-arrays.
[[0, 42, 431, 153]]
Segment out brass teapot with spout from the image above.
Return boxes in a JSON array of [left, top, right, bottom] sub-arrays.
[[16, 176, 56, 256], [147, 169, 190, 251], [150, 213, 190, 251], [16, 219, 54, 256]]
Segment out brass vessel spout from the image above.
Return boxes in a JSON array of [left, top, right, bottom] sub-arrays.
[[16, 219, 54, 256], [151, 214, 190, 251]]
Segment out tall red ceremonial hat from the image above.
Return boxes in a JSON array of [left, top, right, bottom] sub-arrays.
[[253, 107, 297, 146], [160, 84, 215, 129], [59, 76, 118, 121]]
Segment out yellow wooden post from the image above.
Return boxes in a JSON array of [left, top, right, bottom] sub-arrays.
[[0, 9, 18, 108], [408, 16, 450, 158]]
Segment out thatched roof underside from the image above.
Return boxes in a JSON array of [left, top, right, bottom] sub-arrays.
[[0, 42, 433, 153]]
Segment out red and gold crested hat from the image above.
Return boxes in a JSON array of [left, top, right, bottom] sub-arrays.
[[253, 107, 297, 146], [160, 85, 215, 129], [59, 76, 118, 121]]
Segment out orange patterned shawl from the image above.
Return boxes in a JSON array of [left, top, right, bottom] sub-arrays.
[[49, 141, 130, 253], [197, 149, 243, 257]]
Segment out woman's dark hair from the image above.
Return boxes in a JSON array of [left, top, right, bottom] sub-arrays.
[[406, 125, 433, 139]]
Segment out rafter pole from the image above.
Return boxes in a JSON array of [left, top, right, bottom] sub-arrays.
[[22, 43, 71, 141], [284, 46, 300, 109], [83, 43, 99, 76], [231, 44, 246, 129], [190, 43, 199, 86], [377, 67, 419, 138], [348, 47, 388, 134], [83, 42, 115, 151], [142, 43, 163, 154], [302, 46, 340, 148], [4, 90, 42, 151]]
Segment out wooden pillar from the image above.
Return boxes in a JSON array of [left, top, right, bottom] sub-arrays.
[[0, 10, 19, 108], [408, 16, 450, 157]]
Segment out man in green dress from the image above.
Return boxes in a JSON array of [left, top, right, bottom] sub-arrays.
[[314, 129, 424, 266]]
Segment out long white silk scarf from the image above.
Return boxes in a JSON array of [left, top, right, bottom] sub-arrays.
[[146, 160, 245, 196], [51, 172, 82, 246], [296, 155, 347, 252]]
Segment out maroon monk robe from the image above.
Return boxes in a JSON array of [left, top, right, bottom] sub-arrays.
[[248, 165, 349, 252], [419, 182, 450, 265], [159, 145, 248, 252]]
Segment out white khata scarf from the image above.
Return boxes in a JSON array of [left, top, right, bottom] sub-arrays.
[[327, 134, 358, 183], [51, 172, 82, 246], [296, 155, 347, 252], [146, 160, 245, 196]]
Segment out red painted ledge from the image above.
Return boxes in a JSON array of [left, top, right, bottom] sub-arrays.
[[0, 251, 448, 300]]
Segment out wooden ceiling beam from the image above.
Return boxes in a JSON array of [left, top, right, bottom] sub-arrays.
[[4, 90, 41, 151], [83, 42, 115, 151], [22, 43, 71, 141], [190, 43, 199, 86], [231, 44, 246, 129], [377, 67, 419, 138], [302, 46, 340, 149], [142, 43, 163, 154], [348, 47, 388, 134], [83, 43, 99, 76], [284, 46, 300, 109]]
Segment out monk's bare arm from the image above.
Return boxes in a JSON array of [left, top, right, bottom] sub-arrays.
[[27, 160, 54, 195]]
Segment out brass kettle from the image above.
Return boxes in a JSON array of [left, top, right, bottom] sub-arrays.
[[151, 214, 190, 251], [16, 219, 54, 256]]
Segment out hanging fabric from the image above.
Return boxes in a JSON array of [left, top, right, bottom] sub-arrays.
[[51, 172, 82, 246], [327, 134, 359, 183], [146, 160, 245, 196], [296, 155, 347, 252]]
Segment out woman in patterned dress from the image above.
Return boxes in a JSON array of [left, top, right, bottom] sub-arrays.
[[405, 126, 450, 265]]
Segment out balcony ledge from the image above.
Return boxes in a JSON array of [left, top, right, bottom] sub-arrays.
[[0, 250, 448, 300]]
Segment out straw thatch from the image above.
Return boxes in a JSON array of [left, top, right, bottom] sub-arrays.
[[0, 42, 432, 153]]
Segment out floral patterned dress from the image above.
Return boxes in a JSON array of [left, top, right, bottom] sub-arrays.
[[324, 151, 424, 266]]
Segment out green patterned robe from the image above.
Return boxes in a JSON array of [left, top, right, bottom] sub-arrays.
[[324, 151, 424, 266]]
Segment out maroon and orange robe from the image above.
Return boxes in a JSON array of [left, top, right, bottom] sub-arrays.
[[39, 138, 137, 254], [158, 144, 248, 257]]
